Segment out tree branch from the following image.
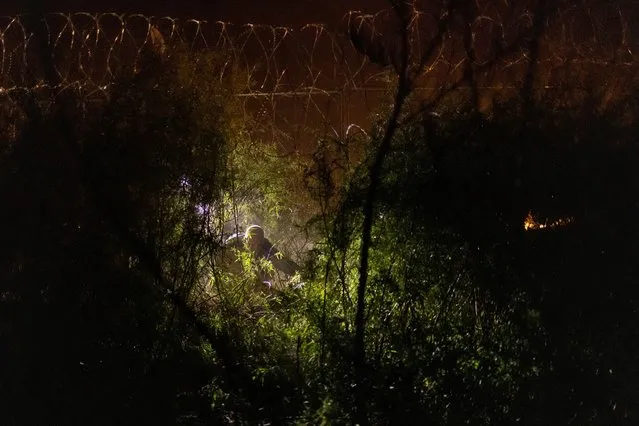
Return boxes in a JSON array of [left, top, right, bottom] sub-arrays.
[[353, 2, 415, 424]]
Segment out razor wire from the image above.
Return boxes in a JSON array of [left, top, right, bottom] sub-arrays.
[[1, 1, 638, 145]]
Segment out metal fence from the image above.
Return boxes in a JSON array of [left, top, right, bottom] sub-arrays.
[[1, 2, 638, 144]]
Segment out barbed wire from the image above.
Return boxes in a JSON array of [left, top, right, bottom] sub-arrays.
[[1, 2, 638, 145]]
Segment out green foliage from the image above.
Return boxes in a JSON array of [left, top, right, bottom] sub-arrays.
[[3, 36, 639, 426], [0, 45, 240, 425], [289, 85, 639, 424], [225, 137, 313, 256]]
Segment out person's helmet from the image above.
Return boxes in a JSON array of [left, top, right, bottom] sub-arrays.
[[244, 225, 265, 241], [245, 225, 266, 254]]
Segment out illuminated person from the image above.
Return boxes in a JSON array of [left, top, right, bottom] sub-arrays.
[[244, 225, 298, 287]]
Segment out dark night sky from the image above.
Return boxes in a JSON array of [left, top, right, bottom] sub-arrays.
[[3, 1, 387, 25]]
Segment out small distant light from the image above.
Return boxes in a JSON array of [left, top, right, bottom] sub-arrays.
[[524, 211, 573, 231]]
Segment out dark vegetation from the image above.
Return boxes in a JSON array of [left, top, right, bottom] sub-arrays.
[[2, 4, 639, 426]]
